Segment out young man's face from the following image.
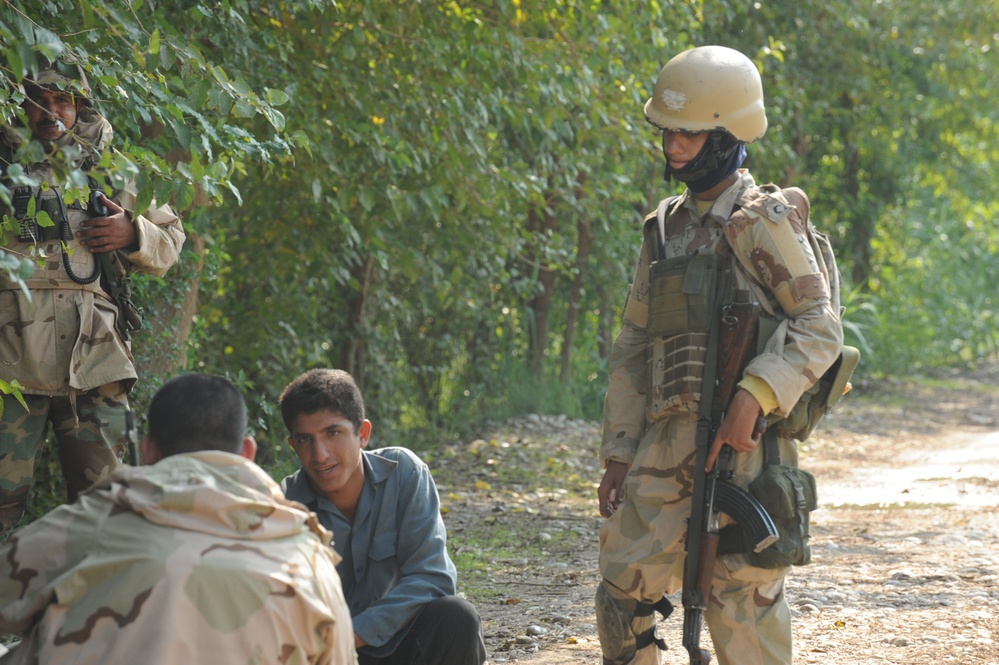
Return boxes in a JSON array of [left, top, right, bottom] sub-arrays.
[[288, 409, 370, 506], [662, 130, 708, 172], [24, 88, 82, 142]]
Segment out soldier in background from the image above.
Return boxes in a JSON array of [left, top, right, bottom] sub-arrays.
[[594, 46, 843, 664], [0, 373, 356, 664], [0, 61, 185, 535]]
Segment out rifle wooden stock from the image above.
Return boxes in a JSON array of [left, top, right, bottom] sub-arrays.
[[712, 302, 762, 413], [682, 300, 778, 664]]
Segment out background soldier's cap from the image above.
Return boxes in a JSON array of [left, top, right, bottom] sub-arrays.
[[23, 64, 93, 107]]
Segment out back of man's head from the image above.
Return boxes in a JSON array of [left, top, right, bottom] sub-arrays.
[[147, 374, 247, 457]]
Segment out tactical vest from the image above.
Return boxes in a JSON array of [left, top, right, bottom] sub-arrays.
[[2, 162, 142, 340], [644, 186, 858, 438], [2, 183, 108, 295], [643, 197, 739, 422]]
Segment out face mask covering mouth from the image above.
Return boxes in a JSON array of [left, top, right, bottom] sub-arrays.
[[664, 131, 746, 193]]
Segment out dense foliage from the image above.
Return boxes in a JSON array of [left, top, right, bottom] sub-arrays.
[[2, 0, 997, 470]]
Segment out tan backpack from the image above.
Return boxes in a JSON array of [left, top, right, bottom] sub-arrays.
[[772, 187, 860, 441]]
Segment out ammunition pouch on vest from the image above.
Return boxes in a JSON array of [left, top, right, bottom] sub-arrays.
[[646, 251, 724, 422]]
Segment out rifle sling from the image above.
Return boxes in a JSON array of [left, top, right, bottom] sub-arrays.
[[762, 426, 781, 467]]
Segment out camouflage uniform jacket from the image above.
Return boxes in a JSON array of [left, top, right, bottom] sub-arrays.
[[0, 451, 357, 665], [601, 170, 844, 465], [0, 111, 185, 396]]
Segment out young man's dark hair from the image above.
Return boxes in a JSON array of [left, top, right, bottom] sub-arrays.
[[279, 368, 365, 434], [147, 374, 247, 456]]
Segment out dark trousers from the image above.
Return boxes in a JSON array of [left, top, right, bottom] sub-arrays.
[[358, 596, 487, 665]]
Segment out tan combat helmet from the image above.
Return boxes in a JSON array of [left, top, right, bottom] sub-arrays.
[[644, 45, 767, 143]]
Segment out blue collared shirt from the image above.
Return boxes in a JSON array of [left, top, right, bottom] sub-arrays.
[[282, 447, 457, 657]]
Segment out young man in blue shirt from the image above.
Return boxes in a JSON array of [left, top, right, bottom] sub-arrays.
[[280, 368, 487, 665]]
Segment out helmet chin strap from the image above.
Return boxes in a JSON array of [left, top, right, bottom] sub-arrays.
[[663, 131, 746, 193]]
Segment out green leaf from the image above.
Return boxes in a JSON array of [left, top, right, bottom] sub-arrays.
[[265, 88, 290, 106], [35, 211, 54, 228]]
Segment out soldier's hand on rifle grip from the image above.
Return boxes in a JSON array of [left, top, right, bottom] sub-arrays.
[[598, 460, 630, 517], [706, 388, 765, 472], [77, 193, 137, 253]]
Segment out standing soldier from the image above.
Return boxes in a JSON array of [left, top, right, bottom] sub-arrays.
[[595, 46, 843, 664], [0, 61, 185, 535]]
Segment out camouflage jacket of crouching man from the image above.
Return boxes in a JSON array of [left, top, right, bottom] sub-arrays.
[[0, 451, 357, 665]]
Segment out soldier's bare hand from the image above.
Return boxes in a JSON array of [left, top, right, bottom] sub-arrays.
[[77, 194, 137, 253], [707, 388, 764, 471], [598, 460, 630, 517]]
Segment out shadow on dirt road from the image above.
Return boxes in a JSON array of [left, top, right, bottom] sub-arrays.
[[466, 369, 999, 664]]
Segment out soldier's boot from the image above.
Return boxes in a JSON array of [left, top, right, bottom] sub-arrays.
[[595, 581, 672, 665]]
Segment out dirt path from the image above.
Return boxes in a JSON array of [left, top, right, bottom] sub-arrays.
[[437, 368, 999, 664]]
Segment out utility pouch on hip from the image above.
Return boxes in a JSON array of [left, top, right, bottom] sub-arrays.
[[780, 345, 861, 441], [746, 465, 817, 568], [647, 252, 719, 337]]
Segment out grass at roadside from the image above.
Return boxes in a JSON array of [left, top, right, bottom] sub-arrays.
[[424, 417, 602, 600]]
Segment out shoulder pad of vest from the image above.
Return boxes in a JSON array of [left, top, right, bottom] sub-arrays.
[[735, 185, 793, 224]]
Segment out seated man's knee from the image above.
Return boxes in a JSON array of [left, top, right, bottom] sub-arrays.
[[426, 595, 482, 632], [414, 596, 486, 664]]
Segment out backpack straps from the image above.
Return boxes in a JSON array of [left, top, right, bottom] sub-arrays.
[[643, 195, 681, 262]]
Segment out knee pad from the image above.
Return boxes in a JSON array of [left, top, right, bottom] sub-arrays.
[[596, 583, 673, 664], [596, 583, 638, 663]]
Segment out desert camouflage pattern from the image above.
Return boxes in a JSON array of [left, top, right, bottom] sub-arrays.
[[0, 451, 356, 665], [0, 107, 184, 535], [598, 415, 798, 665], [0, 383, 126, 532], [601, 170, 842, 465], [597, 170, 843, 665], [0, 110, 185, 396]]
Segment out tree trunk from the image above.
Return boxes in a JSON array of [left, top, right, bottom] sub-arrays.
[[135, 231, 204, 381], [173, 232, 205, 369], [843, 140, 871, 287], [560, 175, 592, 383], [337, 252, 375, 390], [525, 199, 558, 380]]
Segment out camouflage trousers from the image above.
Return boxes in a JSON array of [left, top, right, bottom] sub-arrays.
[[596, 413, 795, 665], [0, 383, 127, 534]]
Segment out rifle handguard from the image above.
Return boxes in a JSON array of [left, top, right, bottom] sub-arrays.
[[713, 480, 779, 553]]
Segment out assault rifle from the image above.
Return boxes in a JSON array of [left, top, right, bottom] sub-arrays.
[[681, 301, 779, 664]]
